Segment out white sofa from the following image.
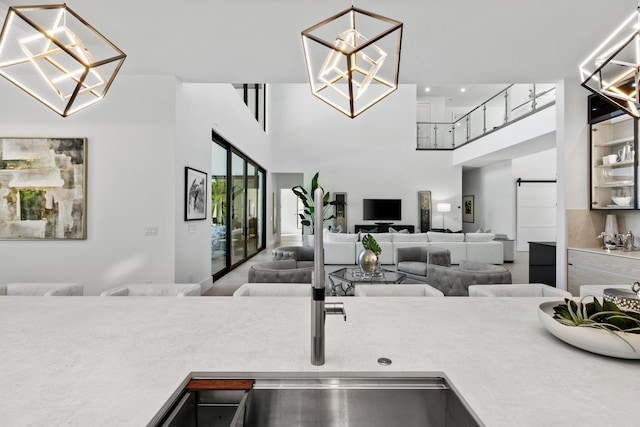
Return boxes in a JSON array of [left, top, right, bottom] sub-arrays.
[[323, 230, 503, 265], [100, 283, 201, 296], [469, 283, 571, 298], [233, 283, 311, 296], [354, 284, 444, 297], [1, 282, 83, 296]]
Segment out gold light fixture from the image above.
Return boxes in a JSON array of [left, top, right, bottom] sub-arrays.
[[579, 3, 640, 117], [0, 4, 126, 117], [302, 7, 403, 118]]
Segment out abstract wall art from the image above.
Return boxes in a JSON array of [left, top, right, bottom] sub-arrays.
[[0, 137, 87, 240], [463, 195, 475, 223], [418, 191, 432, 232], [185, 167, 207, 221]]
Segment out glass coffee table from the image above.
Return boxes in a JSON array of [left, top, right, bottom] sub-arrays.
[[328, 267, 406, 296]]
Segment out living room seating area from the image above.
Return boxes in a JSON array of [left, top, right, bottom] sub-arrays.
[[323, 230, 504, 265]]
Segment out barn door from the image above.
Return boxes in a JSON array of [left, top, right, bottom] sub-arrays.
[[516, 179, 557, 251]]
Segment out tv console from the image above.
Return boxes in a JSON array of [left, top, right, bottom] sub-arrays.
[[355, 224, 415, 233]]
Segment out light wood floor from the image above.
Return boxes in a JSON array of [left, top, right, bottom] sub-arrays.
[[205, 238, 530, 296]]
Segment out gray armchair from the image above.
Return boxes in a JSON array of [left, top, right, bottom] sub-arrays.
[[426, 261, 512, 296], [248, 259, 313, 283], [396, 246, 451, 281], [271, 246, 314, 268]]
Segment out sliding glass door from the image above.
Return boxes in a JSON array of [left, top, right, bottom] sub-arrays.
[[211, 143, 228, 277], [212, 131, 266, 280], [231, 152, 246, 265]]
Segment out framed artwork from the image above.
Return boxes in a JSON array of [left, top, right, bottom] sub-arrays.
[[418, 191, 432, 232], [0, 137, 87, 240], [463, 195, 475, 223], [185, 167, 207, 221]]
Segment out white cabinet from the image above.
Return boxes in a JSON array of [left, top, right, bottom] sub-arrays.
[[567, 249, 640, 296]]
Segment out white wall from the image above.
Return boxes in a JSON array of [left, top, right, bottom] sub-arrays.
[[512, 149, 557, 180], [556, 79, 590, 290], [175, 83, 273, 289], [462, 161, 515, 236], [0, 79, 273, 295], [0, 76, 177, 295], [453, 105, 556, 166], [273, 173, 304, 237], [269, 84, 463, 232], [462, 148, 558, 238]]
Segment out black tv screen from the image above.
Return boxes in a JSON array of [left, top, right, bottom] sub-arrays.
[[363, 199, 401, 221]]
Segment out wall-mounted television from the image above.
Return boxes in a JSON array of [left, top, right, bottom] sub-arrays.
[[363, 199, 401, 221]]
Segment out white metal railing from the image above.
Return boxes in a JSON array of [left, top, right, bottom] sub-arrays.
[[417, 83, 556, 150]]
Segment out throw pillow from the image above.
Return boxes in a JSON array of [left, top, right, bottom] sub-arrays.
[[388, 227, 410, 234]]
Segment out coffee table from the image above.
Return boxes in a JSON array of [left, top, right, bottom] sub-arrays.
[[328, 267, 406, 296]]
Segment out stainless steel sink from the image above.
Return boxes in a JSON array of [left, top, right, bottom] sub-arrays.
[[154, 374, 484, 427]]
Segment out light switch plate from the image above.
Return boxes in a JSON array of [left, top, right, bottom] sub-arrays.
[[144, 225, 158, 236]]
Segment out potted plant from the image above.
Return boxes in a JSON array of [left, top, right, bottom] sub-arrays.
[[358, 233, 382, 276], [292, 172, 345, 245]]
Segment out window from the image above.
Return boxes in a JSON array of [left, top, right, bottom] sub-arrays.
[[233, 83, 267, 131]]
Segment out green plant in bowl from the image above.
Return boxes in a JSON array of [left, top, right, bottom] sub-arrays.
[[361, 233, 381, 256], [553, 297, 640, 350]]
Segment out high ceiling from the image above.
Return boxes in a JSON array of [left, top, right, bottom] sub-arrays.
[[0, 0, 635, 103]]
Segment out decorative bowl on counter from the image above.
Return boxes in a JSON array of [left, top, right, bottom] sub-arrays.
[[538, 300, 640, 359], [604, 287, 640, 312], [612, 196, 632, 206]]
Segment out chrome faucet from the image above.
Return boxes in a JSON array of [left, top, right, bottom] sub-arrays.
[[311, 188, 346, 366]]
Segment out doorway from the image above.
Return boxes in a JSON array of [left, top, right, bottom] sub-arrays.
[[516, 179, 557, 251], [211, 131, 266, 281], [280, 188, 302, 244]]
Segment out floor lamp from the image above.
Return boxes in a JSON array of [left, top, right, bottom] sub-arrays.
[[436, 203, 451, 230]]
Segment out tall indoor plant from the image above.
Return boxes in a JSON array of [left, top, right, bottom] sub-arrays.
[[292, 172, 345, 242]]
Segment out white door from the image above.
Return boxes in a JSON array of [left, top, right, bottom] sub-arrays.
[[280, 189, 300, 235], [516, 181, 557, 251]]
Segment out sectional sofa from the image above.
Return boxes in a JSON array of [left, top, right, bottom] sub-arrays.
[[322, 230, 504, 265]]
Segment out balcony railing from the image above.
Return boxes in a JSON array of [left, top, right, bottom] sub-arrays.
[[417, 83, 556, 150]]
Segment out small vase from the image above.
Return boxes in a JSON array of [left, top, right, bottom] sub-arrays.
[[358, 249, 379, 276]]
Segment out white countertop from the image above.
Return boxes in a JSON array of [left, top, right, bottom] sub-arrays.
[[569, 246, 640, 259], [1, 296, 639, 426]]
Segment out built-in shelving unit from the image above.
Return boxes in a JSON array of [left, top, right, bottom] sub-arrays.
[[589, 95, 638, 210]]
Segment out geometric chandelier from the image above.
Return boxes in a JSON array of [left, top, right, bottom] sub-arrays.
[[579, 4, 640, 118], [0, 4, 126, 117], [302, 7, 402, 118]]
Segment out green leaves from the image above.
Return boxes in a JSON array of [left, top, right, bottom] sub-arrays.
[[552, 297, 640, 351], [361, 233, 382, 256], [291, 172, 345, 231], [553, 297, 640, 334]]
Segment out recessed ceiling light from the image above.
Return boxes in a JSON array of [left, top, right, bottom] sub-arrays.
[[425, 87, 431, 92], [460, 87, 466, 93]]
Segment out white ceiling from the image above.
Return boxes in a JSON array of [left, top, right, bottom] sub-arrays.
[[0, 0, 635, 102]]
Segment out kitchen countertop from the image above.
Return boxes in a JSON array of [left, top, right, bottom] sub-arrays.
[[1, 296, 639, 426], [569, 246, 640, 259]]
